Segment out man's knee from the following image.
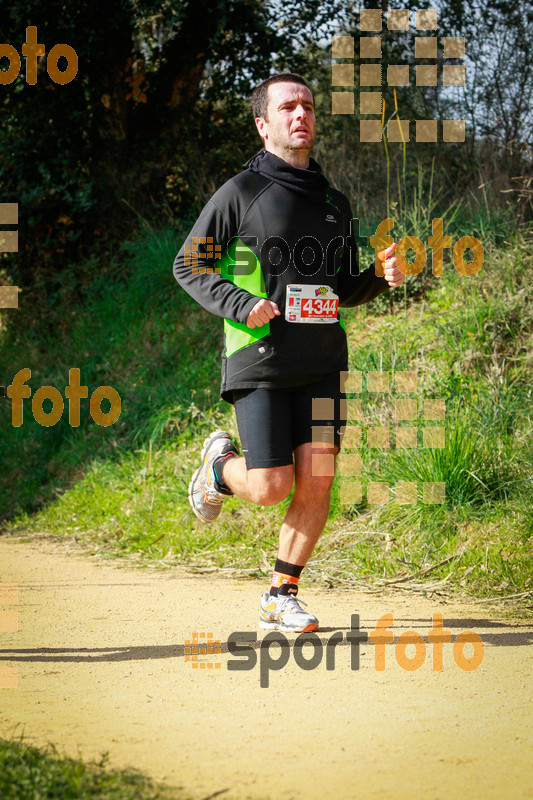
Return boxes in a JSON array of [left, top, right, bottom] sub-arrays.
[[296, 472, 335, 499], [294, 444, 337, 498], [249, 466, 293, 505]]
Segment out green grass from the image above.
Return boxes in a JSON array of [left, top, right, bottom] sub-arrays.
[[332, 227, 533, 600], [1, 209, 532, 608], [0, 736, 188, 800], [0, 221, 221, 517]]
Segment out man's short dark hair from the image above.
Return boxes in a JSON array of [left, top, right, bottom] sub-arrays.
[[251, 73, 313, 120]]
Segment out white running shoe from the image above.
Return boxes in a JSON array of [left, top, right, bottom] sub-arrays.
[[259, 585, 319, 632], [188, 430, 238, 523]]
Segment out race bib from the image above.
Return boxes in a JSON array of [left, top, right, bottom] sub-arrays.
[[285, 284, 339, 324]]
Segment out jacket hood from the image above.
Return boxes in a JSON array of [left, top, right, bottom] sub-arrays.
[[246, 148, 330, 202]]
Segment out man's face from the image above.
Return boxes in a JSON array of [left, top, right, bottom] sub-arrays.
[[256, 82, 316, 157]]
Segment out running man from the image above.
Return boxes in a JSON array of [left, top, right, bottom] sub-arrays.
[[173, 73, 404, 632]]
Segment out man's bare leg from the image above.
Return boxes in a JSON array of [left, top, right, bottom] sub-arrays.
[[222, 456, 293, 506], [221, 439, 337, 631], [222, 441, 336, 559], [277, 441, 337, 565], [260, 441, 337, 630]]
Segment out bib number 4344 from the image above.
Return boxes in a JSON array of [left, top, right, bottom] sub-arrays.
[[302, 297, 338, 318]]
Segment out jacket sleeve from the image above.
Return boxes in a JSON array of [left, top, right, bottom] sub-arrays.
[[336, 201, 390, 308], [173, 189, 259, 325]]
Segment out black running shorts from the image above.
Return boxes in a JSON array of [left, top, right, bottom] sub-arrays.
[[232, 373, 347, 469]]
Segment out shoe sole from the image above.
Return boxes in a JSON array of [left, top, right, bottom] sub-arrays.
[[188, 431, 235, 524], [259, 620, 318, 633]]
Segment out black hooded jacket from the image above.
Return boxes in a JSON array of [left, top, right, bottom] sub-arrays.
[[173, 149, 389, 402]]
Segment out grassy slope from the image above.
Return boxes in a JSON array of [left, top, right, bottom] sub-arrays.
[[0, 737, 187, 800], [1, 220, 532, 604]]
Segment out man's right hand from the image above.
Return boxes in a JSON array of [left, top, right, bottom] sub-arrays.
[[246, 299, 281, 329]]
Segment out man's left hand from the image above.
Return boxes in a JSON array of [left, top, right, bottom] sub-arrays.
[[380, 243, 406, 288]]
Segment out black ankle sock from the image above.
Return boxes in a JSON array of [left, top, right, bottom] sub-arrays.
[[212, 452, 235, 496], [269, 558, 303, 597]]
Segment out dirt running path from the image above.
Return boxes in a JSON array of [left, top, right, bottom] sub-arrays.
[[1, 537, 532, 800]]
